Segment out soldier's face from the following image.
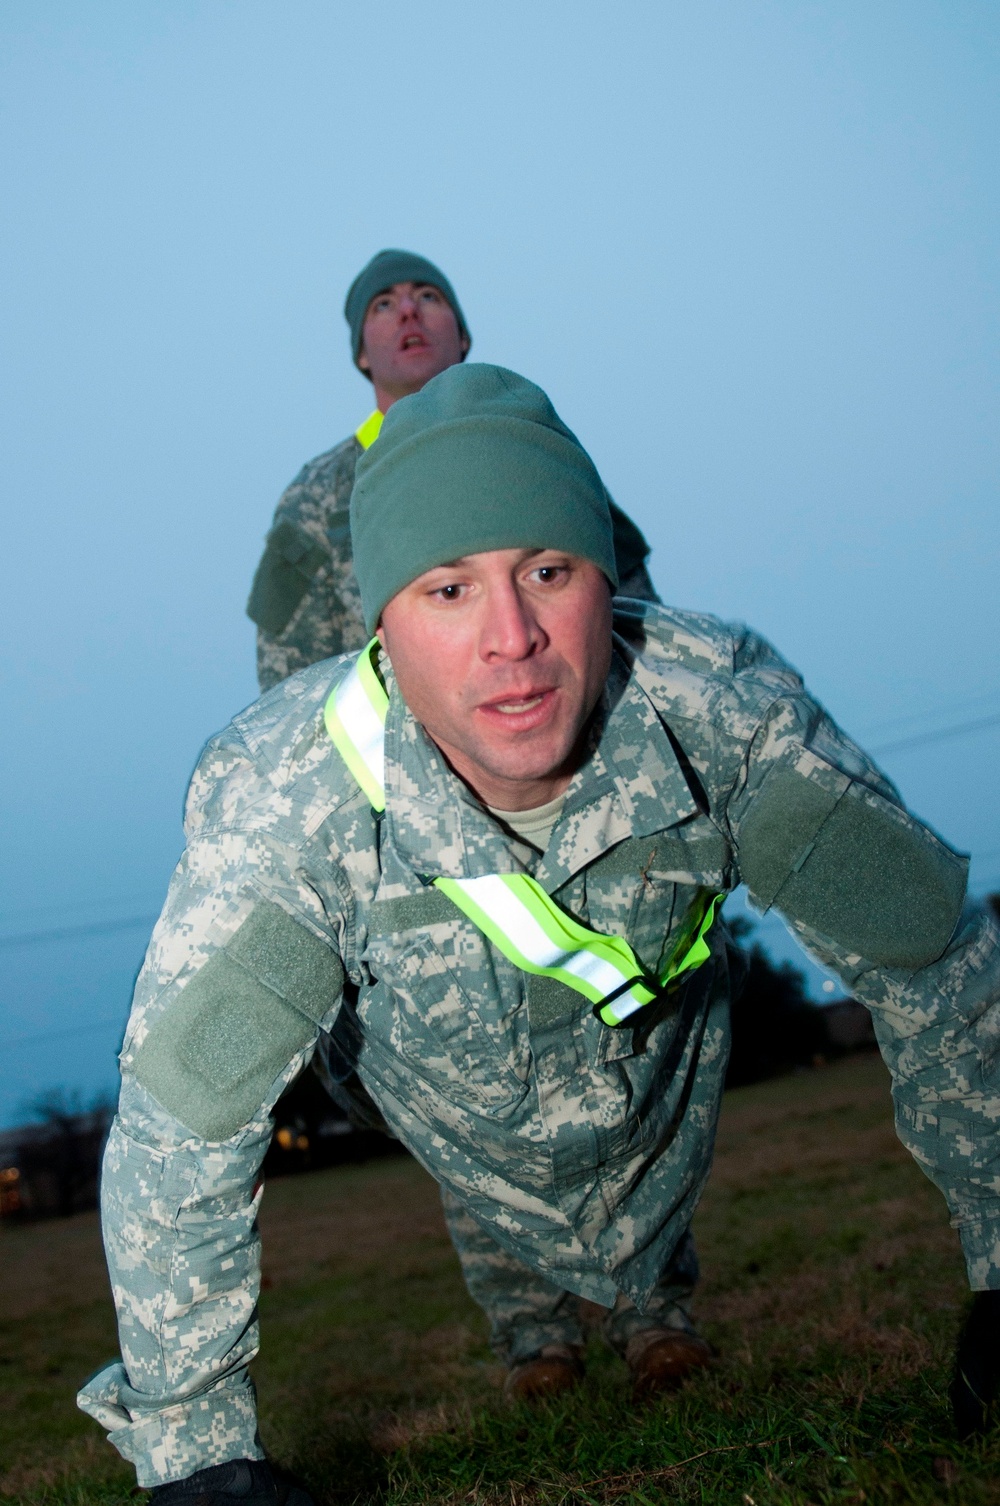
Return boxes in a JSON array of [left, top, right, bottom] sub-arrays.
[[378, 548, 613, 810], [358, 282, 468, 406]]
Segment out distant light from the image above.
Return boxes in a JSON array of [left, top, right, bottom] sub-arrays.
[[822, 980, 836, 993]]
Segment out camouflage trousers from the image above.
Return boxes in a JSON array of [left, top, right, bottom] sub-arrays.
[[317, 1051, 700, 1365], [439, 1187, 698, 1366]]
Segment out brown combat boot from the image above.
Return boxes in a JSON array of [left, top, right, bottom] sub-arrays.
[[625, 1326, 713, 1400], [503, 1344, 584, 1401]]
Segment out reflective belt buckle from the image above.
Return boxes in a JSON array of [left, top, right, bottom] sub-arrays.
[[592, 974, 655, 1029]]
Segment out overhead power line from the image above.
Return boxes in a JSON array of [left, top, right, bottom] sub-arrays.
[[2, 1014, 128, 1051], [2, 889, 166, 926], [870, 711, 1000, 757], [858, 690, 1000, 744], [6, 890, 1000, 1057], [1, 707, 998, 954], [0, 914, 158, 950]]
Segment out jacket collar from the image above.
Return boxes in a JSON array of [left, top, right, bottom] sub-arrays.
[[380, 646, 699, 892]]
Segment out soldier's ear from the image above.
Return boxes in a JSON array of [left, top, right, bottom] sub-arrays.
[[375, 624, 386, 648], [358, 345, 371, 373]]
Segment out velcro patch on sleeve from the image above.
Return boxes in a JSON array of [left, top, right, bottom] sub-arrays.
[[737, 763, 845, 910], [133, 900, 345, 1141], [739, 764, 967, 970], [246, 520, 330, 635]]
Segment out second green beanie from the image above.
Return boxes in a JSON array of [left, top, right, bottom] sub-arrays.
[[350, 364, 618, 632], [344, 249, 470, 368]]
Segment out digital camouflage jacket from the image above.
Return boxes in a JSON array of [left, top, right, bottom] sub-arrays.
[[79, 604, 1000, 1485], [247, 430, 659, 690]]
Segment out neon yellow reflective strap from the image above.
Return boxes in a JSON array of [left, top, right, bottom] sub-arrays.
[[323, 637, 389, 811], [434, 875, 719, 1027], [434, 873, 657, 1014], [661, 888, 721, 987], [354, 409, 384, 450], [590, 888, 721, 1027]]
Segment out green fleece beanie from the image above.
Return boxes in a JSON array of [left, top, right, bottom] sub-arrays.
[[350, 364, 618, 632], [344, 249, 471, 369]]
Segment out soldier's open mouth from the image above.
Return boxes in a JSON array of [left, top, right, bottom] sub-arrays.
[[476, 689, 558, 730], [493, 695, 546, 714]]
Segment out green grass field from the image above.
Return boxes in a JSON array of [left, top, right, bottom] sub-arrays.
[[2, 1053, 997, 1505]]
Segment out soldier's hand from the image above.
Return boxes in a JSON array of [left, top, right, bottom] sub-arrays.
[[149, 1459, 314, 1506], [951, 1290, 1000, 1438]]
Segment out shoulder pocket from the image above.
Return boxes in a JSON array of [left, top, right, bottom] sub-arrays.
[[247, 519, 330, 635], [132, 900, 344, 1141], [737, 754, 967, 969]]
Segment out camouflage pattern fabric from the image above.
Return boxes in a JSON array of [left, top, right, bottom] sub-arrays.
[[79, 604, 1000, 1484], [248, 425, 665, 1357], [439, 1187, 698, 1364], [249, 437, 369, 691], [248, 432, 658, 691]]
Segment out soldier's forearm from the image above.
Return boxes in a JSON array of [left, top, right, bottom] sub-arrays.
[[779, 906, 1000, 1289], [728, 683, 1000, 1287], [850, 905, 1000, 1288], [77, 1080, 270, 1484]]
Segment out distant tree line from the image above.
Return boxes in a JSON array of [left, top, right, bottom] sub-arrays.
[[724, 917, 875, 1088], [0, 1090, 114, 1220]]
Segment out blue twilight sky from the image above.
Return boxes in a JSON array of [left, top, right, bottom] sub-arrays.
[[1, 2, 998, 1127]]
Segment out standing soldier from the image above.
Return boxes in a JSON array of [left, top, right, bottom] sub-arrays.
[[246, 253, 675, 1401], [81, 366, 1000, 1506], [247, 248, 658, 691]]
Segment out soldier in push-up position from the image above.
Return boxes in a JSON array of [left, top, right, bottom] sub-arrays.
[[81, 364, 1000, 1504]]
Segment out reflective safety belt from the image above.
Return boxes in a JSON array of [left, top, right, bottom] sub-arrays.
[[324, 639, 720, 1027], [323, 636, 388, 811], [354, 409, 384, 450], [436, 873, 719, 1025]]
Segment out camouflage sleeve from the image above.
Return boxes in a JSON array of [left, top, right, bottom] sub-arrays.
[[725, 677, 1000, 1289], [77, 736, 349, 1485], [248, 445, 370, 692]]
